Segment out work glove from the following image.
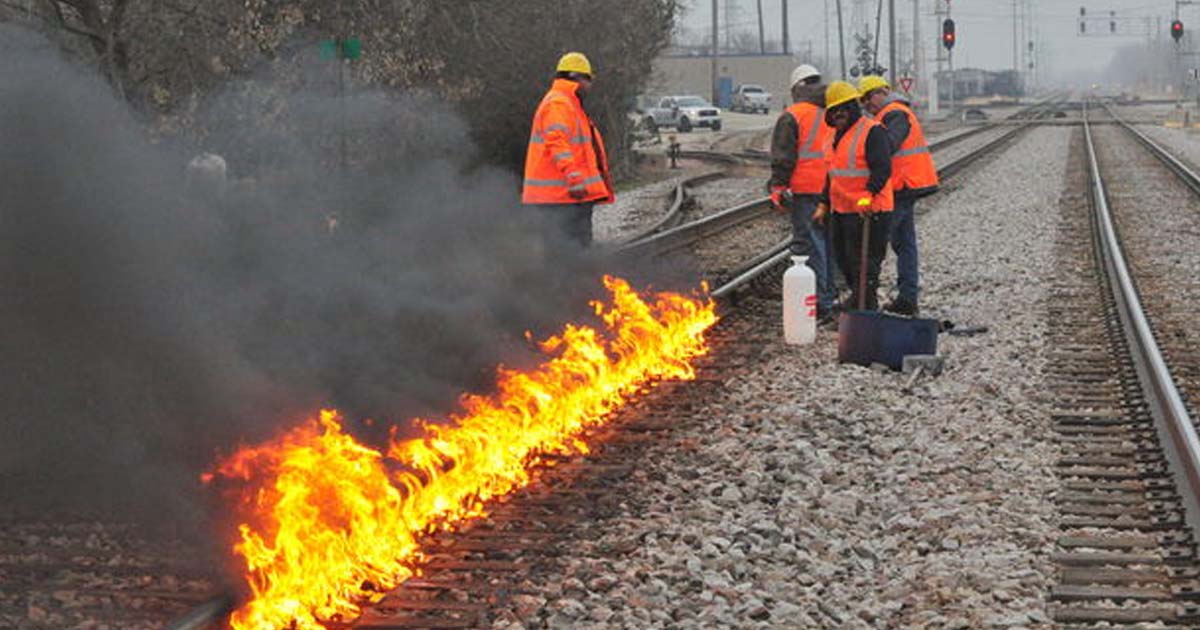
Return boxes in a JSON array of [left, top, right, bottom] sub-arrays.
[[812, 201, 830, 225], [769, 186, 791, 211]]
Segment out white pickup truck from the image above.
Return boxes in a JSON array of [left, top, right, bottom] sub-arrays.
[[642, 95, 722, 133], [731, 85, 773, 114]]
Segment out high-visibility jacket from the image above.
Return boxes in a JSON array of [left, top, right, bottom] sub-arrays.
[[522, 79, 614, 205], [877, 100, 939, 194], [827, 117, 894, 214], [785, 102, 833, 194]]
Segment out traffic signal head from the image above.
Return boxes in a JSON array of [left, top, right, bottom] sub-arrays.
[[1173, 19, 1184, 42], [942, 18, 956, 51]]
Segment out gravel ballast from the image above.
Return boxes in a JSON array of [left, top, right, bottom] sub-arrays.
[[494, 127, 1070, 629]]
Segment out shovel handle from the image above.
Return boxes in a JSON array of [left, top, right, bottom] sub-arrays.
[[858, 213, 870, 310]]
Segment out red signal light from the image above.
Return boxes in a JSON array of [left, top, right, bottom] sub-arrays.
[[942, 18, 956, 51], [1173, 19, 1185, 42]]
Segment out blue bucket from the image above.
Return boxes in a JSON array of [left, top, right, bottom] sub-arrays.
[[837, 311, 939, 371]]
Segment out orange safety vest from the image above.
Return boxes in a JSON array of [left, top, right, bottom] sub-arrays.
[[827, 116, 894, 214], [522, 79, 614, 205], [785, 102, 833, 194], [877, 100, 939, 192]]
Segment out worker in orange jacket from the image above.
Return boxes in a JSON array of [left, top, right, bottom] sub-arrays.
[[769, 64, 836, 323], [859, 75, 939, 316], [522, 52, 614, 247], [820, 81, 893, 312]]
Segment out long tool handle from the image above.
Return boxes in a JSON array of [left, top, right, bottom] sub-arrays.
[[858, 211, 870, 310]]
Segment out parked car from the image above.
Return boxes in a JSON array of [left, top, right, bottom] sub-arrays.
[[644, 96, 722, 132], [731, 84, 773, 114], [963, 108, 989, 122]]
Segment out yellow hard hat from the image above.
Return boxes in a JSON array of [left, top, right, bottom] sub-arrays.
[[858, 75, 890, 97], [556, 52, 593, 76], [825, 81, 860, 108]]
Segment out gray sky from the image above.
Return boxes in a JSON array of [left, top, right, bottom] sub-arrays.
[[678, 1, 1178, 81]]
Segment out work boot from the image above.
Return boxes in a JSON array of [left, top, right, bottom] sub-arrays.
[[884, 296, 919, 317], [817, 305, 836, 329]]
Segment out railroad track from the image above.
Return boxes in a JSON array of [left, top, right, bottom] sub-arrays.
[[169, 96, 1069, 630], [0, 518, 222, 630], [1043, 102, 1200, 625]]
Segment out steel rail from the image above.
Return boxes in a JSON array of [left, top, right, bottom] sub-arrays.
[[617, 196, 774, 256], [1081, 102, 1200, 540], [617, 170, 725, 245], [163, 593, 236, 630], [1103, 102, 1200, 198]]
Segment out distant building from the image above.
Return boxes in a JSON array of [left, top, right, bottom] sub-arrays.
[[934, 68, 1023, 100], [646, 52, 805, 110]]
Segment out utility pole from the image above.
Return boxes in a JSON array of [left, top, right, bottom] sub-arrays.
[[932, 0, 944, 115], [711, 0, 719, 105], [913, 0, 922, 103], [826, 0, 832, 69], [1012, 0, 1019, 93], [757, 0, 766, 54], [782, 0, 791, 55], [836, 0, 848, 78], [889, 0, 897, 84]]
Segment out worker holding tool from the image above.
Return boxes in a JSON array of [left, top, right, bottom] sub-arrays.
[[858, 75, 939, 316], [821, 81, 893, 312], [769, 64, 836, 323], [522, 52, 614, 247]]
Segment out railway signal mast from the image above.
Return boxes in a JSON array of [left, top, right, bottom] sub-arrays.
[[942, 15, 955, 113]]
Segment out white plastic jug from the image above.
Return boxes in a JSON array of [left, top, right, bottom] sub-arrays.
[[783, 255, 817, 345]]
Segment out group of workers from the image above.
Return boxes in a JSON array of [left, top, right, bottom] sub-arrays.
[[521, 53, 938, 324], [769, 65, 939, 323]]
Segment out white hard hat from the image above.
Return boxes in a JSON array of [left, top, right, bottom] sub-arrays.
[[790, 64, 821, 88]]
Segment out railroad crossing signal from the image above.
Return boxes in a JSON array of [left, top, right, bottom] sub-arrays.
[[1173, 20, 1185, 43], [942, 19, 956, 51]]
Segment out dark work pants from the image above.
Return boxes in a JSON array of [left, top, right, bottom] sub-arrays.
[[833, 211, 891, 310], [889, 195, 920, 303], [532, 203, 595, 248], [785, 195, 836, 311]]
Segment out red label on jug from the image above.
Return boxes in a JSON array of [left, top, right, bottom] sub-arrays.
[[804, 294, 817, 307]]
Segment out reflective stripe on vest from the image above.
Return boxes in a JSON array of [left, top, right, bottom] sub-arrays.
[[797, 107, 826, 159], [894, 146, 930, 157], [828, 118, 871, 178], [524, 174, 605, 187], [530, 132, 592, 145]]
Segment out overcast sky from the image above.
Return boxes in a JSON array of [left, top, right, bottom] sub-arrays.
[[678, 0, 1179, 81]]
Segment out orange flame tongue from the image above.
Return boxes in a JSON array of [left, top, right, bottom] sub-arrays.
[[208, 276, 718, 630]]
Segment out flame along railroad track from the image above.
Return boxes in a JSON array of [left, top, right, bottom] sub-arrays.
[[161, 97, 1073, 630], [1037, 102, 1200, 625]]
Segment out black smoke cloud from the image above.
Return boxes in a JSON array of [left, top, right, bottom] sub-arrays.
[[0, 25, 645, 537]]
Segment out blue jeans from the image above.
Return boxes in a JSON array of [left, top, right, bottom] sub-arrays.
[[787, 196, 836, 311], [889, 196, 919, 303]]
